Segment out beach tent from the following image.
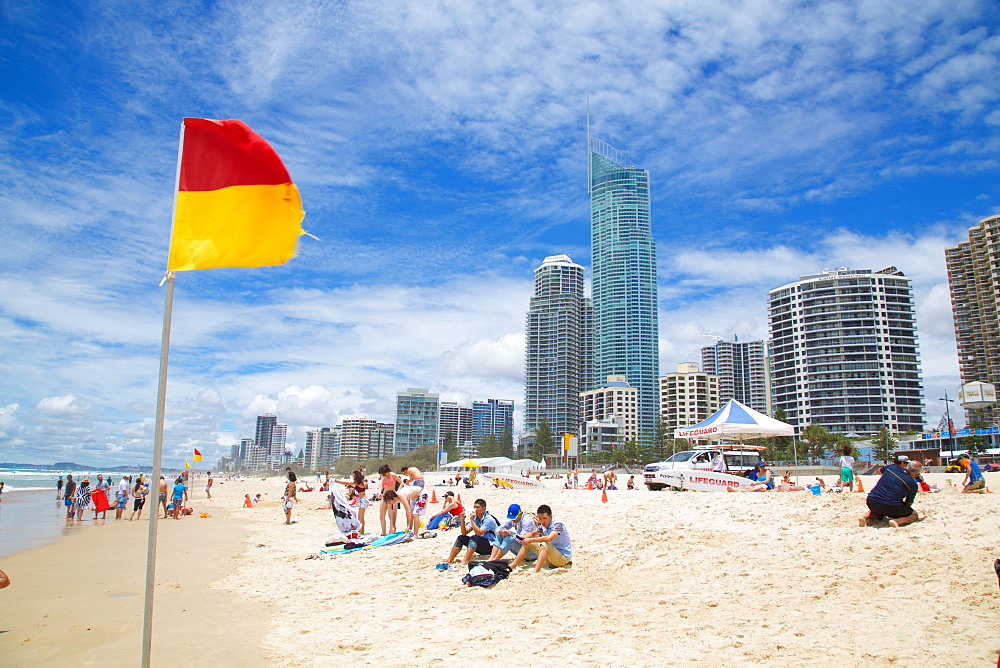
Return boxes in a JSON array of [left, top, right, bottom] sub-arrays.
[[674, 399, 799, 477], [441, 458, 482, 468], [674, 399, 794, 440]]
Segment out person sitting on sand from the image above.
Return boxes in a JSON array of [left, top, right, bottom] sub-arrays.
[[438, 498, 499, 568], [244, 494, 254, 508], [958, 454, 986, 494], [859, 460, 922, 528], [427, 492, 463, 530], [729, 464, 774, 492], [489, 503, 537, 561], [509, 504, 572, 572], [627, 475, 635, 490]]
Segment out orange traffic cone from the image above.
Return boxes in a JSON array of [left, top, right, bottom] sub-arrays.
[[587, 479, 594, 491], [856, 478, 864, 493], [601, 486, 608, 503], [431, 490, 438, 503]]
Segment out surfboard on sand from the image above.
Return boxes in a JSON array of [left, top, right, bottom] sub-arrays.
[[91, 489, 111, 512], [320, 531, 411, 555], [482, 474, 546, 489]]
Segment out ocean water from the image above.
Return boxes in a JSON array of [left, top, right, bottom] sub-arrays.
[[0, 468, 144, 560]]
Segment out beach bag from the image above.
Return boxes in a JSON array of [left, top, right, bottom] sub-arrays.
[[461, 560, 511, 587]]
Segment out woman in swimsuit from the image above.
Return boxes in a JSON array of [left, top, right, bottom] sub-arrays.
[[335, 470, 369, 533], [129, 479, 147, 521], [282, 470, 297, 525], [378, 464, 403, 535]]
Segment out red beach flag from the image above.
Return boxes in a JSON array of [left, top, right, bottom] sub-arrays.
[[167, 118, 305, 271], [193, 448, 203, 462]]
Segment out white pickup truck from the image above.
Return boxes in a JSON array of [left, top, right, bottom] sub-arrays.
[[643, 446, 766, 491]]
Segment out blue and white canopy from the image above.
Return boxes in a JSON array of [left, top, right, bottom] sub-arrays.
[[675, 399, 795, 440]]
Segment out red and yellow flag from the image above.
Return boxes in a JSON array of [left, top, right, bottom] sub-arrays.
[[193, 448, 203, 462], [167, 118, 305, 271]]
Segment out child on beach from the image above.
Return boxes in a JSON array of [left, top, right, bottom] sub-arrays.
[[283, 471, 297, 525]]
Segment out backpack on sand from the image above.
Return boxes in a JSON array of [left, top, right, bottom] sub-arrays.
[[460, 559, 512, 588]]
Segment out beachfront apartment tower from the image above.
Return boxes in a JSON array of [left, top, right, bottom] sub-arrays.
[[340, 418, 380, 461], [589, 137, 659, 440], [393, 388, 440, 455], [255, 414, 278, 469], [472, 398, 515, 451], [370, 422, 395, 460], [439, 402, 475, 458], [524, 254, 593, 438], [579, 375, 639, 448], [767, 267, 924, 434], [659, 363, 721, 437], [701, 339, 768, 414], [945, 214, 1000, 419], [303, 427, 339, 471]]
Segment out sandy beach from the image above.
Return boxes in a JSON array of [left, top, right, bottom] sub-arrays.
[[1, 471, 998, 666]]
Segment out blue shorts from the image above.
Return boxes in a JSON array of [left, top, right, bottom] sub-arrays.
[[491, 534, 535, 559]]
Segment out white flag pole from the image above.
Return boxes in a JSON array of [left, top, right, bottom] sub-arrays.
[[141, 120, 185, 667]]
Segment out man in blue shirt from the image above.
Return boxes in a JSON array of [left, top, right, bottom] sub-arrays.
[[957, 454, 986, 493], [438, 498, 499, 568], [859, 460, 922, 528]]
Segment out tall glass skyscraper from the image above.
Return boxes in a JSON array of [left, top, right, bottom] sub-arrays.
[[589, 137, 659, 439], [524, 255, 593, 437]]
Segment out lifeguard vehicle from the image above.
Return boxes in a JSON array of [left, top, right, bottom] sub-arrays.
[[643, 444, 765, 491], [643, 398, 795, 492]]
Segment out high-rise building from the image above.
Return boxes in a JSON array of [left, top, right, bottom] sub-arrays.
[[472, 398, 514, 451], [659, 363, 721, 437], [768, 267, 924, 434], [255, 414, 277, 468], [945, 214, 1000, 405], [701, 339, 768, 414], [579, 375, 638, 446], [238, 437, 253, 462], [589, 137, 659, 439], [304, 427, 339, 471], [393, 388, 440, 455], [245, 444, 267, 471], [341, 418, 378, 460], [523, 254, 593, 437], [439, 402, 474, 457], [370, 422, 395, 460], [271, 423, 288, 469]]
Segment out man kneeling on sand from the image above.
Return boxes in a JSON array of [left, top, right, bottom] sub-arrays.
[[859, 459, 922, 528], [509, 504, 571, 572]]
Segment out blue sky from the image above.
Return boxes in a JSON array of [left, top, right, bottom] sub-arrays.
[[1, 0, 998, 467]]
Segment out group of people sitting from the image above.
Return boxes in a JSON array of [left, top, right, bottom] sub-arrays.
[[435, 498, 572, 573], [728, 463, 806, 492]]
